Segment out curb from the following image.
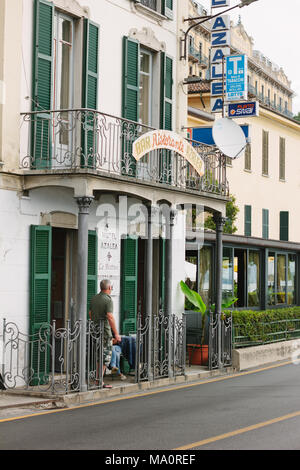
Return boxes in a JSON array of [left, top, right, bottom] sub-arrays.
[[0, 367, 234, 410]]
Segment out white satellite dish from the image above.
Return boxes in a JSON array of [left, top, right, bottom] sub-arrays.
[[212, 118, 247, 159]]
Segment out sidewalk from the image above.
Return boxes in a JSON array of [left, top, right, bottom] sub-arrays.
[[0, 365, 234, 410]]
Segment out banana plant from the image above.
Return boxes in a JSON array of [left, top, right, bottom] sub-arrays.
[[180, 281, 237, 344]]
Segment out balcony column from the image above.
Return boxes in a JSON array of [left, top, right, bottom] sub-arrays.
[[75, 196, 94, 392], [213, 212, 226, 369], [146, 205, 156, 381], [165, 209, 177, 318]]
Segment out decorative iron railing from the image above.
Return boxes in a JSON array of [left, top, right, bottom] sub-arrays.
[[247, 87, 294, 120], [140, 0, 157, 11], [1, 312, 186, 393], [20, 109, 229, 197], [209, 313, 232, 370], [189, 45, 210, 67]]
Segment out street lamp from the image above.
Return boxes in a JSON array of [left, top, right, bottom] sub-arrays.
[[180, 0, 259, 61]]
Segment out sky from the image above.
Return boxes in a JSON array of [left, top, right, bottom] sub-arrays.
[[197, 0, 300, 115]]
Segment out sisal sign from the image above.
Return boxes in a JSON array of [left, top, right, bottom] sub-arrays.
[[132, 130, 204, 176]]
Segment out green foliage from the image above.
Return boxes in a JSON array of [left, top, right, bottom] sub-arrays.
[[294, 112, 300, 122], [229, 307, 300, 347], [180, 281, 237, 344], [204, 194, 239, 234]]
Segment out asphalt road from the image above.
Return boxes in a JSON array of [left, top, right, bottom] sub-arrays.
[[1, 361, 300, 450]]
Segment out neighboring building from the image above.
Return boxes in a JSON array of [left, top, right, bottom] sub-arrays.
[[0, 0, 228, 371], [186, 2, 300, 310]]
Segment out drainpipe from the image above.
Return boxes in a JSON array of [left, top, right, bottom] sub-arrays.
[[75, 196, 94, 392]]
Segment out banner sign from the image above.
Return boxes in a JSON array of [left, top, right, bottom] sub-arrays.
[[225, 54, 248, 101], [228, 101, 259, 118], [132, 130, 204, 176]]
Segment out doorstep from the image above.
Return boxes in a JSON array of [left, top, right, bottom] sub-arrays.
[[0, 366, 234, 410]]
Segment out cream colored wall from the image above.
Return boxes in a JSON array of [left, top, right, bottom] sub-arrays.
[[227, 110, 300, 243], [0, 0, 23, 171]]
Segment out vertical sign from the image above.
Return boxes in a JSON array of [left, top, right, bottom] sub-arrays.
[[210, 1, 231, 114], [226, 54, 248, 101]]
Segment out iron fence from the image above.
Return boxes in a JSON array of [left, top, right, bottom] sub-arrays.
[[209, 313, 232, 370], [1, 312, 186, 393], [19, 108, 229, 197], [233, 318, 300, 349]]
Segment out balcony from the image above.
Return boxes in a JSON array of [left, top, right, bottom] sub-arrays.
[[189, 45, 209, 68], [248, 87, 294, 120], [20, 109, 229, 197]]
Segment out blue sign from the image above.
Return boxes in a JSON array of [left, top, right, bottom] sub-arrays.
[[228, 101, 259, 118], [191, 125, 250, 146], [211, 0, 230, 7], [225, 54, 248, 101]]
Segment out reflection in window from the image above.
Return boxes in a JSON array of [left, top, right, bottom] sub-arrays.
[[185, 254, 197, 293], [222, 247, 233, 300], [288, 255, 296, 305], [248, 251, 260, 306], [267, 253, 275, 305], [199, 246, 212, 306], [277, 254, 286, 304]]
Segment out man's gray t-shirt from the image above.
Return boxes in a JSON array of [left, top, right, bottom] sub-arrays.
[[90, 292, 113, 340]]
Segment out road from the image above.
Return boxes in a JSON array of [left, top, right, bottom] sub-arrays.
[[1, 361, 300, 450]]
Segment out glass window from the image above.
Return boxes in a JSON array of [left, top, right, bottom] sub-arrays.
[[199, 246, 212, 306], [185, 252, 197, 293], [277, 254, 286, 304], [288, 254, 296, 305], [267, 252, 275, 305], [222, 247, 233, 301], [248, 251, 260, 307], [139, 50, 152, 126]]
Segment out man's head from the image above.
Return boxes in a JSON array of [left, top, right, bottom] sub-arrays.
[[100, 279, 112, 294]]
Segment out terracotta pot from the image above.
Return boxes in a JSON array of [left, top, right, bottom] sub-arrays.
[[187, 344, 208, 366]]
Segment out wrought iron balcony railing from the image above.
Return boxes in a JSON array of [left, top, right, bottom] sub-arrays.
[[140, 0, 157, 11], [248, 87, 294, 120], [20, 109, 229, 197], [189, 45, 210, 68]]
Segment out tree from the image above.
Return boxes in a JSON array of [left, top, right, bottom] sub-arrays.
[[205, 194, 239, 234], [294, 112, 300, 122]]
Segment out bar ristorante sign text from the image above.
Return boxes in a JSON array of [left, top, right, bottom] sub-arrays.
[[132, 130, 204, 176]]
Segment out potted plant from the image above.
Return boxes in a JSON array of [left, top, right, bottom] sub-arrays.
[[180, 281, 237, 366]]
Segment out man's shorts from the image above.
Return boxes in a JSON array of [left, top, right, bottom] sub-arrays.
[[103, 339, 113, 367]]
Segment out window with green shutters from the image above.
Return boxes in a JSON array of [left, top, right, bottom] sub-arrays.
[[244, 205, 252, 237], [280, 211, 289, 241], [121, 237, 138, 335], [262, 130, 269, 176], [279, 137, 286, 181], [87, 231, 98, 317], [30, 225, 52, 385], [32, 0, 99, 169], [160, 52, 173, 182], [262, 209, 269, 239]]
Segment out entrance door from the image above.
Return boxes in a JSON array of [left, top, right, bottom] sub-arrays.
[[51, 228, 66, 329]]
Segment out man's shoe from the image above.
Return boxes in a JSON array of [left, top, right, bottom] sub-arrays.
[[111, 367, 119, 374]]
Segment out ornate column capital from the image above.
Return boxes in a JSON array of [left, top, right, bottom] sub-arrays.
[[170, 208, 178, 227], [75, 196, 94, 214], [213, 212, 226, 231]]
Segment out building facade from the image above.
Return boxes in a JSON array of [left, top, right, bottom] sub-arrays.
[[0, 0, 228, 381], [186, 1, 300, 311]]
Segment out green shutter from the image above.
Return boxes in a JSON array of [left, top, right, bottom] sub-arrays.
[[262, 130, 269, 175], [121, 37, 140, 176], [244, 205, 252, 237], [87, 231, 98, 318], [32, 0, 54, 168], [262, 209, 269, 239], [82, 19, 100, 168], [160, 53, 173, 183], [121, 237, 138, 334], [159, 238, 166, 311], [280, 211, 289, 241], [30, 225, 52, 385], [244, 143, 251, 171], [279, 137, 285, 181], [162, 0, 173, 19]]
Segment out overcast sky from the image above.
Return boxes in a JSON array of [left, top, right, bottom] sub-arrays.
[[197, 0, 300, 115]]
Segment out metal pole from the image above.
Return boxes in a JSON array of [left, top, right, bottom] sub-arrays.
[[166, 209, 177, 377], [75, 196, 94, 392], [213, 213, 226, 369], [146, 205, 154, 381]]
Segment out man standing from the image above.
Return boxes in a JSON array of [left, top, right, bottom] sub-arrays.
[[89, 279, 121, 388]]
